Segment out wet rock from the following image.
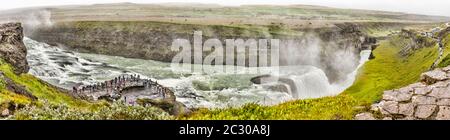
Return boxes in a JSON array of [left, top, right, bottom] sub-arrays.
[[414, 105, 436, 119], [382, 90, 411, 102], [0, 23, 29, 74], [436, 106, 450, 120], [412, 96, 437, 105], [421, 69, 448, 84], [266, 83, 291, 94], [251, 75, 298, 98], [398, 103, 415, 116], [250, 75, 278, 84], [379, 101, 399, 115], [355, 113, 376, 120]]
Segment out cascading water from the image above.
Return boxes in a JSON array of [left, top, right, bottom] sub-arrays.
[[24, 37, 371, 109], [288, 67, 332, 99], [25, 37, 136, 89], [277, 50, 372, 99]]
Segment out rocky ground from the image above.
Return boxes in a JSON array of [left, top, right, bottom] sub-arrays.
[[355, 65, 450, 120]]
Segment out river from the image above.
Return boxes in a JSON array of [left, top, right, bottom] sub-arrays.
[[25, 37, 371, 108]]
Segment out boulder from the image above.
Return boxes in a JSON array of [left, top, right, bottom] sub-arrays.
[[414, 86, 432, 95], [266, 83, 291, 94], [398, 103, 415, 116], [414, 105, 436, 119], [379, 101, 399, 115], [431, 81, 450, 88], [436, 106, 450, 120], [428, 86, 450, 98], [0, 23, 29, 74], [355, 113, 376, 120], [421, 69, 448, 85], [412, 96, 437, 105], [443, 66, 450, 72], [382, 90, 412, 102], [250, 75, 278, 84]]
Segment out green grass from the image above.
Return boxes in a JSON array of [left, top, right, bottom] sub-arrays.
[[438, 33, 450, 67], [0, 59, 90, 108], [184, 33, 445, 120], [184, 95, 358, 120], [343, 35, 438, 103]]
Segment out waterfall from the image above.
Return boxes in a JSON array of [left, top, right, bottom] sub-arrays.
[[289, 67, 331, 99], [283, 50, 372, 99]]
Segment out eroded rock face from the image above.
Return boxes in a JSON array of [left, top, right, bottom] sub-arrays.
[[0, 23, 29, 74], [356, 66, 450, 120]]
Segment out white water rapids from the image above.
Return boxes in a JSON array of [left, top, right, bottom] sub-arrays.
[[25, 37, 371, 108]]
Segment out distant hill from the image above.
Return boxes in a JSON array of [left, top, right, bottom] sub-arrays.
[[0, 3, 449, 28]]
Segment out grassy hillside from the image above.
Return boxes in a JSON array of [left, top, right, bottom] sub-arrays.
[[0, 59, 172, 120], [0, 59, 88, 107], [438, 31, 450, 67], [184, 32, 448, 120]]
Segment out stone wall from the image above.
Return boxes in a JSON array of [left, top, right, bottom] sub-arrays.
[[355, 66, 450, 120]]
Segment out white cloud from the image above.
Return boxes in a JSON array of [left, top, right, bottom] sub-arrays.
[[0, 0, 449, 17]]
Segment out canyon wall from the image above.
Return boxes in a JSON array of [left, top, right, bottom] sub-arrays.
[[30, 21, 377, 82]]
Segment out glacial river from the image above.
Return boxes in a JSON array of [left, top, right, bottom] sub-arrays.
[[25, 37, 371, 108]]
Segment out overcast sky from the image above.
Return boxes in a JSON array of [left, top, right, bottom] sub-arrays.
[[1, 0, 450, 17]]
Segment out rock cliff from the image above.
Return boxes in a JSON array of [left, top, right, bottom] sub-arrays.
[[0, 23, 29, 74]]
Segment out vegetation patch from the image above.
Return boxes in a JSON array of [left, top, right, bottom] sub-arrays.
[[438, 34, 450, 67], [10, 101, 172, 120]]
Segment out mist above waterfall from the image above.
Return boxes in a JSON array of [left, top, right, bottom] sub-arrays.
[[0, 9, 53, 35], [279, 33, 359, 83]]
